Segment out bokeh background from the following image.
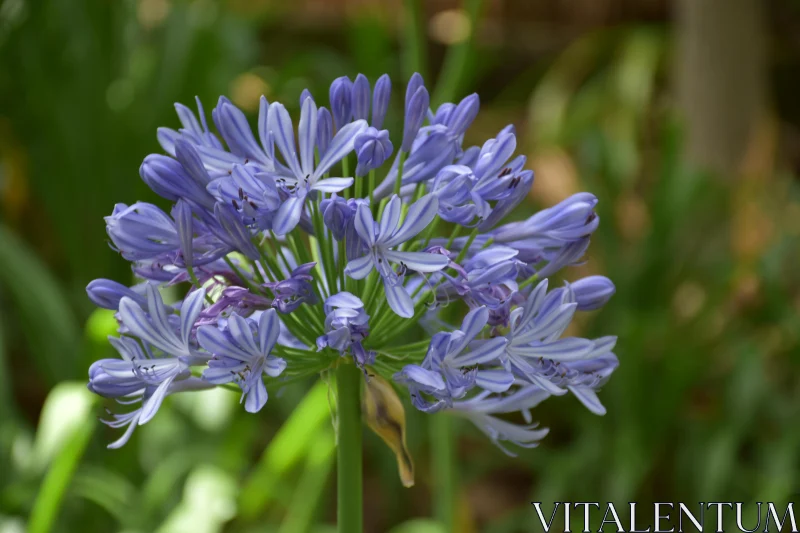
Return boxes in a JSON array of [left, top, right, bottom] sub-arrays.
[[1, 0, 800, 532]]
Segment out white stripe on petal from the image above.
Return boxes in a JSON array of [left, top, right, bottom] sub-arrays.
[[383, 193, 439, 247], [344, 254, 374, 280], [385, 281, 414, 318], [314, 120, 367, 180], [258, 309, 281, 354], [312, 177, 353, 192], [268, 103, 302, 178], [383, 250, 449, 273]]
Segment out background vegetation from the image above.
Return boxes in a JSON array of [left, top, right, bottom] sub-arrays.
[[1, 0, 799, 532]]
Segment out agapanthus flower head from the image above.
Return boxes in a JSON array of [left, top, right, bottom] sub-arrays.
[[86, 72, 617, 456]]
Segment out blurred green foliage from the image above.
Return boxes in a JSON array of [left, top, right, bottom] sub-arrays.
[[1, 1, 799, 532]]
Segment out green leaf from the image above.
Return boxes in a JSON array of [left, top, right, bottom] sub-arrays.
[[276, 430, 335, 533], [32, 383, 95, 472], [27, 414, 95, 533], [156, 465, 237, 533], [238, 380, 331, 519], [0, 225, 81, 384]]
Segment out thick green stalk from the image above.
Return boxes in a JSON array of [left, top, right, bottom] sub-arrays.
[[336, 363, 363, 533], [432, 414, 457, 532]]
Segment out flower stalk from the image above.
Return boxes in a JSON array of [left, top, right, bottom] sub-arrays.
[[432, 414, 456, 532], [336, 362, 363, 533]]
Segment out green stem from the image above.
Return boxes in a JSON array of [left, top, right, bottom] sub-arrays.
[[453, 227, 479, 265], [403, 0, 428, 80], [368, 170, 376, 215], [444, 225, 463, 250], [393, 151, 408, 197], [432, 414, 457, 532], [336, 363, 363, 533], [186, 265, 214, 304]]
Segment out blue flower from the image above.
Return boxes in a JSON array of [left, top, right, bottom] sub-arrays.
[[321, 194, 369, 261], [491, 192, 599, 244], [92, 286, 210, 447], [317, 106, 333, 157], [371, 74, 391, 129], [264, 99, 367, 234], [105, 202, 229, 268], [118, 284, 208, 362], [351, 73, 371, 122], [198, 309, 286, 413], [402, 73, 430, 152], [427, 93, 480, 154], [394, 307, 512, 412], [159, 96, 275, 176], [329, 76, 354, 129], [195, 286, 272, 327], [344, 194, 449, 317], [140, 143, 216, 210], [99, 374, 212, 449], [450, 386, 551, 456], [207, 163, 282, 231], [265, 262, 318, 313], [354, 127, 393, 176], [86, 279, 148, 310], [438, 246, 522, 326], [157, 97, 223, 156], [88, 71, 619, 452], [431, 164, 490, 226], [209, 202, 261, 260], [316, 292, 373, 366], [500, 280, 617, 409], [569, 275, 616, 311]]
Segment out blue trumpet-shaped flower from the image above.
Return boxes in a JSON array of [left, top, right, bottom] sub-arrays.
[[265, 262, 318, 313], [394, 307, 512, 412], [106, 202, 230, 268], [569, 275, 616, 311], [430, 165, 490, 226], [451, 385, 551, 456], [345, 194, 449, 317], [316, 292, 373, 366], [86, 279, 148, 311], [501, 280, 617, 407], [198, 309, 286, 413], [438, 246, 522, 326], [264, 99, 367, 234], [491, 192, 599, 245], [355, 127, 393, 176], [100, 375, 213, 449], [91, 286, 210, 446]]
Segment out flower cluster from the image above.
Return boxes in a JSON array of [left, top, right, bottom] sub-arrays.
[[87, 73, 617, 453]]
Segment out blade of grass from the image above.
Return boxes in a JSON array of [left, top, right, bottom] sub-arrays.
[[238, 380, 332, 519], [403, 0, 428, 80], [277, 430, 336, 533], [0, 226, 81, 384], [28, 414, 96, 533]]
